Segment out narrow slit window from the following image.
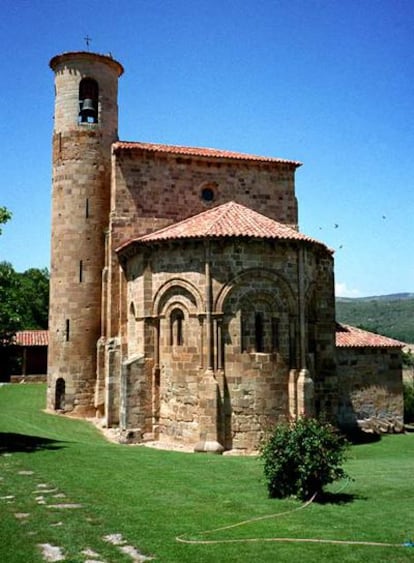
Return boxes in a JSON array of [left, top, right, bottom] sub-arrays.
[[170, 309, 184, 346], [289, 321, 296, 367], [79, 260, 83, 282], [128, 302, 136, 353], [65, 319, 70, 342], [255, 312, 264, 353], [308, 322, 316, 354], [85, 198, 89, 218], [271, 318, 279, 352], [176, 316, 183, 346]]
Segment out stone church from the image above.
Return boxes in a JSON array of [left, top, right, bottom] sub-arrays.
[[47, 51, 403, 453]]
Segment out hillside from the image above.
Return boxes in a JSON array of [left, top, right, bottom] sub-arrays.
[[336, 294, 414, 343]]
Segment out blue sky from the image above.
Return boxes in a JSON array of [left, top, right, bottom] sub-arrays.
[[0, 0, 413, 297]]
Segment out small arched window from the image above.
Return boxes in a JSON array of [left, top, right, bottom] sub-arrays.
[[79, 78, 99, 124], [170, 308, 184, 346]]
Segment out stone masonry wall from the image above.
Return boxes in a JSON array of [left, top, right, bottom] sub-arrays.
[[337, 347, 403, 428], [123, 237, 335, 451], [112, 149, 298, 231]]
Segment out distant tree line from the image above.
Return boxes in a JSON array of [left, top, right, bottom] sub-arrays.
[[336, 298, 414, 343]]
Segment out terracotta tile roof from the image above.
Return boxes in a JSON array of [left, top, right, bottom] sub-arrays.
[[336, 323, 404, 348], [113, 141, 302, 167], [14, 330, 49, 347], [117, 201, 328, 252]]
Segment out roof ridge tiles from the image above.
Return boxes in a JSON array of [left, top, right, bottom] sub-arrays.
[[112, 141, 302, 167]]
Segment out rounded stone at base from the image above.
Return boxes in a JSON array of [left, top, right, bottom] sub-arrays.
[[194, 440, 224, 454]]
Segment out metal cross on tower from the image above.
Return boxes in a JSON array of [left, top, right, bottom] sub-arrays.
[[84, 35, 92, 50]]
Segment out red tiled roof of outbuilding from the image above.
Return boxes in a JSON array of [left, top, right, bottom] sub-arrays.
[[335, 323, 404, 348], [113, 141, 302, 167], [14, 330, 49, 347], [117, 201, 328, 251]]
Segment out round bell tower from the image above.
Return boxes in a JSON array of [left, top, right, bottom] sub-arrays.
[[47, 51, 123, 415]]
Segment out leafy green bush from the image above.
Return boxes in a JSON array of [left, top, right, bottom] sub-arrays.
[[403, 382, 414, 423], [403, 350, 414, 368], [260, 418, 350, 501]]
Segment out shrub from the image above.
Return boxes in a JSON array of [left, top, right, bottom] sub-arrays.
[[402, 350, 414, 368], [260, 417, 350, 501], [404, 382, 414, 423]]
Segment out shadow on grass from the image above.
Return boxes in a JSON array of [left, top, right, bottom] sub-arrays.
[[343, 428, 382, 445], [314, 491, 365, 505], [0, 432, 65, 454]]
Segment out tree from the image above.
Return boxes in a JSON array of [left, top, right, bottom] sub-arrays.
[[0, 262, 49, 343], [18, 268, 49, 329], [0, 208, 17, 346], [0, 262, 22, 344], [0, 206, 12, 235]]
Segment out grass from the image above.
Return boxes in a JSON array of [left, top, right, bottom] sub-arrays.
[[1, 384, 414, 562]]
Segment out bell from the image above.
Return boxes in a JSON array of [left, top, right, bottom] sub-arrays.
[[79, 98, 97, 122], [81, 98, 95, 112]]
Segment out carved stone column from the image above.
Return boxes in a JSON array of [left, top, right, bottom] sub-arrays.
[[195, 241, 224, 454], [288, 368, 298, 420], [296, 368, 315, 418]]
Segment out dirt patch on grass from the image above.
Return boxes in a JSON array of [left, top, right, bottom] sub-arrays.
[[37, 543, 65, 562], [103, 533, 154, 561]]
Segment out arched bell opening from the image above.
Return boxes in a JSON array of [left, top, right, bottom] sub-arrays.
[[78, 78, 99, 123]]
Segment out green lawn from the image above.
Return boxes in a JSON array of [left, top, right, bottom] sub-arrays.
[[1, 384, 414, 562]]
